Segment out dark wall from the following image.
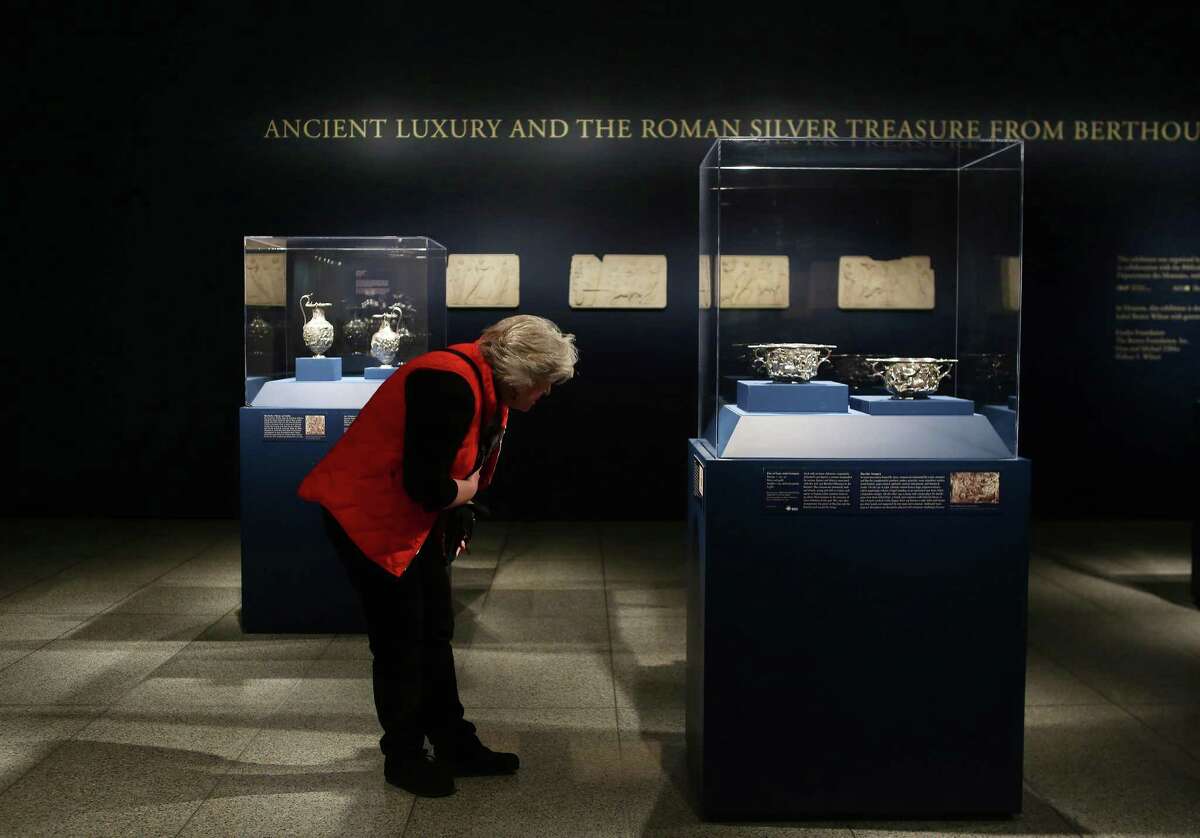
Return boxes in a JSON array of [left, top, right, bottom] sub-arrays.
[[9, 5, 1199, 520]]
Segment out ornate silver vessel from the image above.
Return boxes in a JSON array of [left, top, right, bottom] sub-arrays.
[[866, 357, 957, 399], [299, 294, 335, 357], [246, 313, 273, 357], [748, 343, 836, 383], [342, 309, 372, 354], [370, 312, 402, 367]]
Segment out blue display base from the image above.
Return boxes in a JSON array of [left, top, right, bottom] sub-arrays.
[[736, 380, 848, 413], [240, 406, 366, 632], [984, 405, 1018, 454], [1008, 394, 1018, 411], [687, 439, 1030, 818], [850, 394, 974, 416], [296, 357, 342, 382], [364, 366, 398, 380]]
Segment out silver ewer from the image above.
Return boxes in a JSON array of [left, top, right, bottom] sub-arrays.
[[370, 312, 402, 367], [299, 293, 335, 357], [748, 343, 836, 383], [866, 357, 957, 399]]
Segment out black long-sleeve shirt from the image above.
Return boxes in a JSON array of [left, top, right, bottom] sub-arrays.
[[402, 370, 476, 512]]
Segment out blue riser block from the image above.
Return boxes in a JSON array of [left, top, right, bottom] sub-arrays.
[[850, 395, 974, 416], [296, 356, 342, 382], [364, 366, 399, 380], [983, 404, 1017, 451], [737, 380, 849, 413]]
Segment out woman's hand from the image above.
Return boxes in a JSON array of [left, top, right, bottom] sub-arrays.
[[448, 470, 480, 508]]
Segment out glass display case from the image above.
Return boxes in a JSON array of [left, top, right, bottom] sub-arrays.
[[699, 138, 1023, 458], [244, 236, 447, 405]]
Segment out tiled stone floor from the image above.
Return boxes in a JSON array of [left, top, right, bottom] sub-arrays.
[[0, 516, 1196, 836]]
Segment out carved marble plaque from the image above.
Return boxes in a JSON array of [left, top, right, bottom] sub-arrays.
[[698, 255, 790, 308], [447, 254, 520, 308], [999, 257, 1021, 312], [569, 254, 667, 309], [244, 252, 287, 307], [718, 255, 790, 308], [837, 255, 935, 310]]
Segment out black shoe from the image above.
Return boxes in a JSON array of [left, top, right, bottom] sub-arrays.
[[447, 737, 520, 777], [384, 750, 456, 797]]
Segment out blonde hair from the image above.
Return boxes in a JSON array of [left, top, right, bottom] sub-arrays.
[[478, 315, 578, 390]]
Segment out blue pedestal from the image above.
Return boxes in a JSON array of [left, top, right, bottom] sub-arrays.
[[736, 380, 849, 413], [240, 406, 366, 632], [296, 357, 342, 382], [850, 394, 974, 415], [688, 439, 1030, 818], [364, 366, 398, 380], [1008, 394, 1019, 411]]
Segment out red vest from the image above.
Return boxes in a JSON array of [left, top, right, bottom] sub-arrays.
[[298, 341, 508, 576]]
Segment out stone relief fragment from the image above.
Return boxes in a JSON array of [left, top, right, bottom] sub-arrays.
[[718, 255, 790, 308], [999, 257, 1021, 312], [569, 254, 667, 309], [698, 255, 789, 308], [244, 252, 287, 307], [837, 255, 935, 310], [447, 254, 520, 308]]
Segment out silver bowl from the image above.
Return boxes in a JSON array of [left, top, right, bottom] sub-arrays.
[[865, 357, 957, 399], [748, 343, 837, 383]]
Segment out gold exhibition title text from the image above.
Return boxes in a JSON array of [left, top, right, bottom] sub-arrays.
[[262, 116, 1199, 143]]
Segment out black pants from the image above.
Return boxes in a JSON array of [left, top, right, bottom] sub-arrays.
[[323, 511, 469, 758]]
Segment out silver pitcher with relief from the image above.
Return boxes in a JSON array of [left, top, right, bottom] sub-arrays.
[[748, 343, 836, 383], [867, 357, 957, 399], [370, 311, 402, 367], [300, 293, 335, 357]]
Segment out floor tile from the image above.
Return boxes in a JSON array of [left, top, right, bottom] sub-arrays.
[[0, 643, 186, 706], [0, 577, 141, 617], [156, 543, 241, 587], [106, 584, 241, 616], [320, 634, 372, 660], [404, 770, 628, 838], [196, 611, 330, 644], [848, 786, 1078, 836], [490, 557, 606, 590], [0, 614, 84, 643], [612, 650, 686, 711], [178, 772, 413, 837], [1028, 614, 1200, 705], [1122, 703, 1200, 762], [502, 527, 603, 567], [0, 705, 104, 793], [606, 584, 687, 618], [78, 706, 270, 761], [1023, 704, 1200, 834], [457, 648, 616, 709], [0, 642, 44, 671], [285, 659, 375, 711], [1023, 650, 1110, 706], [400, 717, 627, 838], [115, 658, 310, 710], [482, 587, 609, 618], [230, 708, 383, 773], [609, 613, 686, 654], [60, 612, 216, 643], [0, 738, 217, 837], [469, 612, 611, 650], [1031, 558, 1194, 616]]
